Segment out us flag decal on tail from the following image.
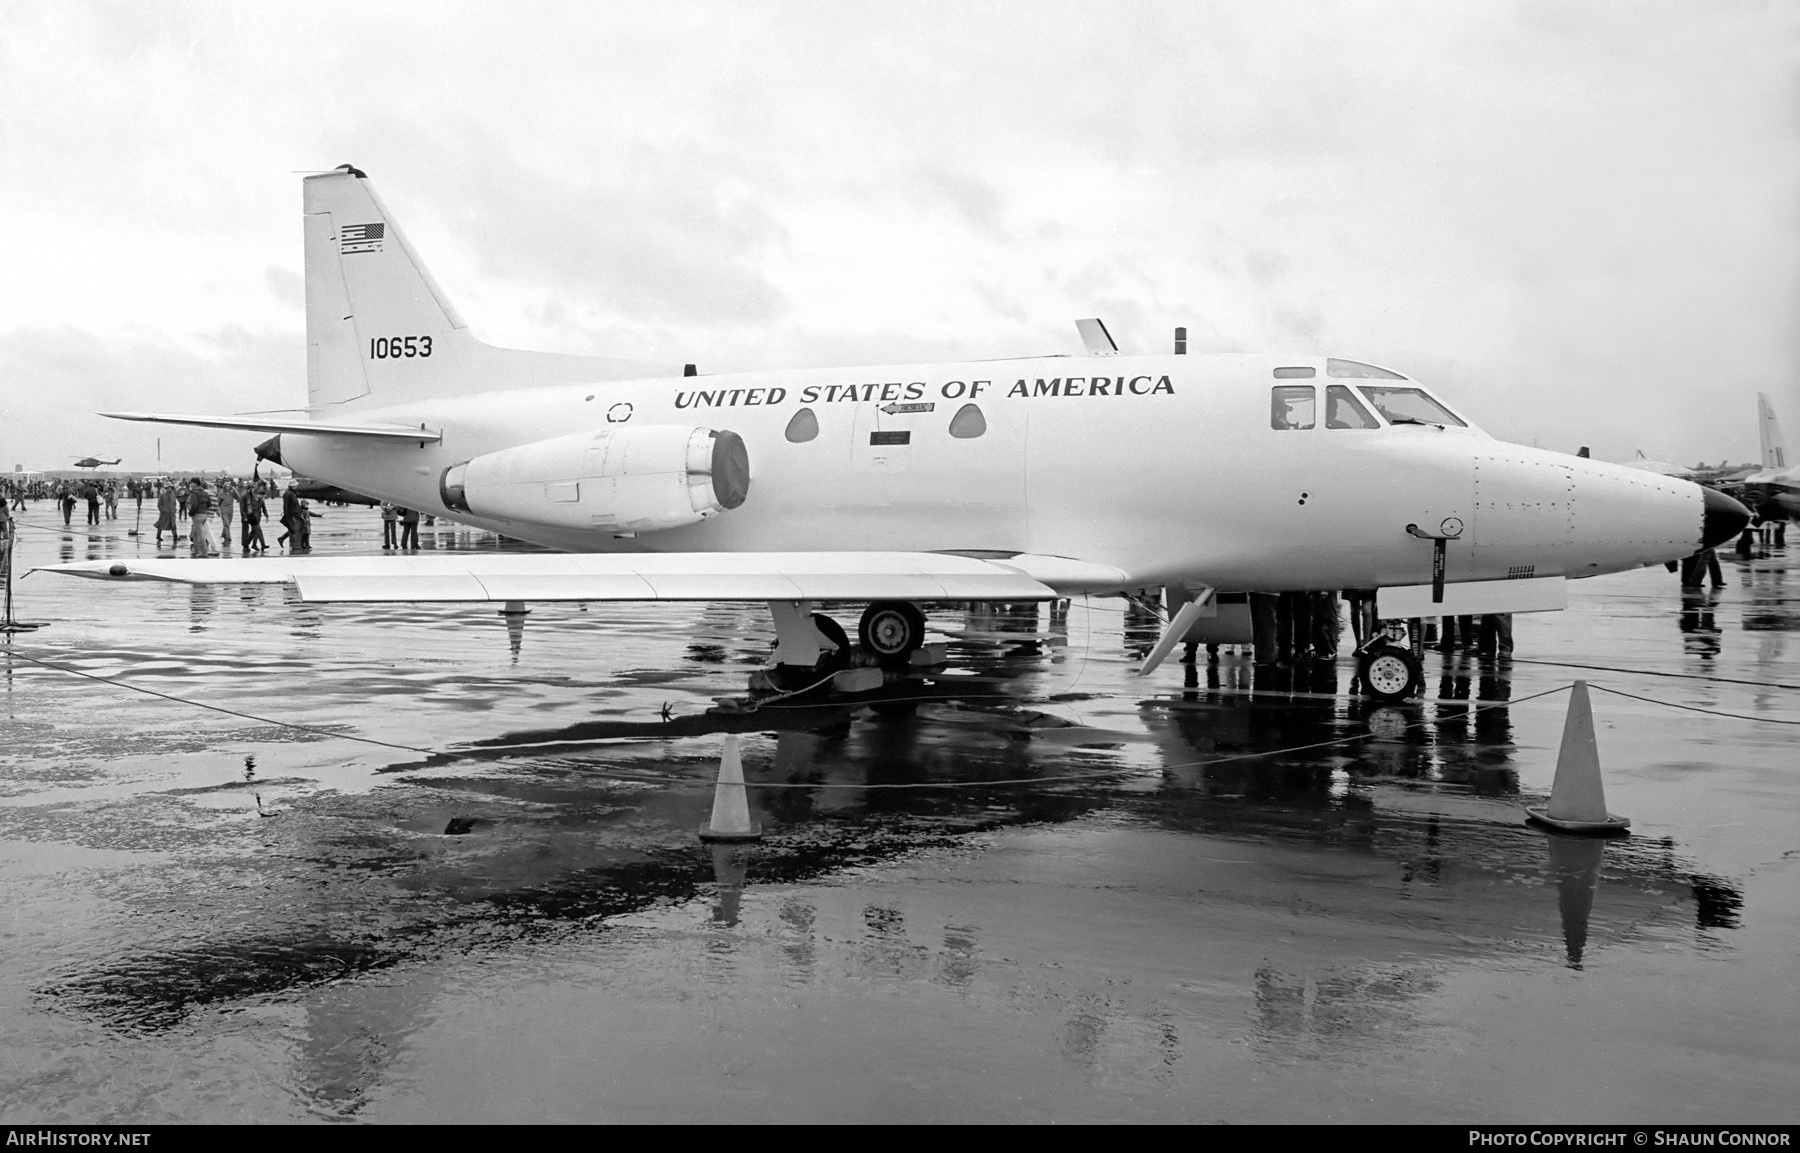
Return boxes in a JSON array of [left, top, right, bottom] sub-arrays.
[[340, 223, 385, 254]]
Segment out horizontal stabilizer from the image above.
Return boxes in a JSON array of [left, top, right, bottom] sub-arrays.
[[34, 551, 1066, 603], [100, 412, 441, 442]]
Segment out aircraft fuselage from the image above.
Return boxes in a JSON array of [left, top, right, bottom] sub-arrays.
[[281, 352, 1712, 594]]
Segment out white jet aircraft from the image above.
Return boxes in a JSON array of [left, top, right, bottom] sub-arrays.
[[46, 165, 1750, 699]]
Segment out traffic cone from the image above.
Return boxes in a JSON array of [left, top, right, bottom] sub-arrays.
[[1526, 681, 1630, 834], [698, 734, 763, 842]]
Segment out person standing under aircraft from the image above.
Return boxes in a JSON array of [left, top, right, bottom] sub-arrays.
[[380, 501, 398, 550], [1311, 590, 1341, 661], [399, 505, 420, 551]]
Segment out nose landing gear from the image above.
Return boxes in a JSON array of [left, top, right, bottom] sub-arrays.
[[1356, 640, 1424, 702]]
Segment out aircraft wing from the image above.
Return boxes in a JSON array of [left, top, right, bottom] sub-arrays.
[[100, 412, 440, 442], [33, 551, 1131, 602]]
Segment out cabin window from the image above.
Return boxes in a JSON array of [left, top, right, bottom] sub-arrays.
[[784, 407, 819, 443], [1326, 358, 1406, 380], [1271, 385, 1316, 430], [948, 403, 987, 439], [1273, 366, 1316, 379], [1358, 386, 1467, 428], [1325, 384, 1379, 429]]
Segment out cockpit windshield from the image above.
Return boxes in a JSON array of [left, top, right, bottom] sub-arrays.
[[1325, 385, 1379, 429], [1357, 386, 1468, 428]]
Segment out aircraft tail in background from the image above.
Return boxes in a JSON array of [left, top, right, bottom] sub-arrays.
[[302, 165, 679, 414], [1756, 391, 1787, 471]]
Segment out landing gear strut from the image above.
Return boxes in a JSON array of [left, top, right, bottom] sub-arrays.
[[811, 612, 851, 669]]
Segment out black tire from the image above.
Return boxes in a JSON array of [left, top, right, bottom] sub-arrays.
[[1358, 643, 1423, 702], [811, 613, 851, 668], [859, 601, 926, 662]]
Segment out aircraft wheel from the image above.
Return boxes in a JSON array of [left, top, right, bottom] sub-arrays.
[[1358, 643, 1422, 702], [859, 601, 926, 662]]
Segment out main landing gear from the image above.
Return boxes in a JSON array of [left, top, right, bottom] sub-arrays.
[[857, 600, 927, 663], [761, 599, 935, 693]]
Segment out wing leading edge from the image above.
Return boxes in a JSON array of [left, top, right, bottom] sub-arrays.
[[35, 551, 1132, 603]]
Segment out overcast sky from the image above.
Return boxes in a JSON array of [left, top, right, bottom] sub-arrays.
[[3, 0, 1797, 472]]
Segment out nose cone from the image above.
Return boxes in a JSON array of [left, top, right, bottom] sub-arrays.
[[1700, 485, 1751, 550]]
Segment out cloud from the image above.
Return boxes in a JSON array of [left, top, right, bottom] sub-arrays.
[[1, 0, 1795, 466]]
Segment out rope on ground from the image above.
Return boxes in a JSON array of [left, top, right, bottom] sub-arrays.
[[6, 645, 1798, 795], [1586, 682, 1800, 725], [0, 646, 434, 754], [1152, 683, 1577, 775], [1511, 657, 1800, 693]]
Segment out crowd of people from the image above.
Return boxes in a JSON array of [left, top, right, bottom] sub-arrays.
[[0, 474, 444, 562], [0, 474, 338, 557]]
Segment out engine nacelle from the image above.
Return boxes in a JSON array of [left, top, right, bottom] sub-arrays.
[[439, 425, 749, 533]]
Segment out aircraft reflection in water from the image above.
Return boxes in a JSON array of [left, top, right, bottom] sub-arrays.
[[1131, 642, 1745, 982], [32, 598, 1757, 1115]]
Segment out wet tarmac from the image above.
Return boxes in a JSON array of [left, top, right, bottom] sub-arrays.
[[1, 504, 1796, 1123]]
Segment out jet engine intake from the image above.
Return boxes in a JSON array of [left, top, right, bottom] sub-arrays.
[[439, 425, 749, 533]]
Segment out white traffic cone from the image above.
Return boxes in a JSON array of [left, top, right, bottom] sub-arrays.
[[1526, 681, 1630, 834], [699, 734, 763, 842]]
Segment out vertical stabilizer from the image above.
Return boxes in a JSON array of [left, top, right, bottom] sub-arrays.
[[303, 165, 677, 414], [1757, 392, 1787, 470]]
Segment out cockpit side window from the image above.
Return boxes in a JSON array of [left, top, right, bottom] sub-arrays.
[[1358, 386, 1468, 428], [1271, 385, 1316, 430], [1325, 385, 1380, 429]]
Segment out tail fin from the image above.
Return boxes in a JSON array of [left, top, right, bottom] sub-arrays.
[[1756, 392, 1787, 471], [303, 165, 676, 414]]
